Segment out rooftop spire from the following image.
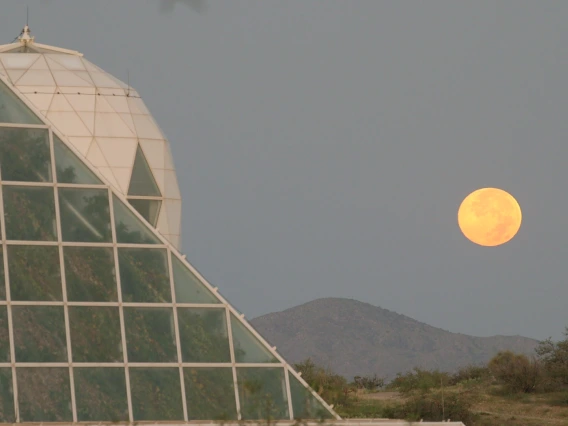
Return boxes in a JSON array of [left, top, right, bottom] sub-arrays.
[[18, 24, 35, 45]]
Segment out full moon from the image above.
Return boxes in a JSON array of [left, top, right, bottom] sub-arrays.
[[457, 188, 522, 247]]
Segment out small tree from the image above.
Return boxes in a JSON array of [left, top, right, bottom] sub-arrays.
[[488, 351, 543, 393], [536, 327, 568, 386], [353, 374, 385, 391]]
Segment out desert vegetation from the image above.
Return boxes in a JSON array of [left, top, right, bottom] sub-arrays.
[[289, 327, 568, 425]]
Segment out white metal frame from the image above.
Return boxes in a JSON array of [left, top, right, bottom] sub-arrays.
[[0, 73, 340, 422]]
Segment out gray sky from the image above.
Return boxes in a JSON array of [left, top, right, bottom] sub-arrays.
[[1, 0, 567, 341]]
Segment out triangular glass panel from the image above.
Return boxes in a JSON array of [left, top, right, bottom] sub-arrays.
[[230, 313, 279, 363], [53, 134, 102, 184], [0, 78, 43, 124], [112, 195, 160, 244], [171, 255, 219, 304], [289, 372, 334, 420], [128, 145, 161, 196], [127, 198, 161, 227]]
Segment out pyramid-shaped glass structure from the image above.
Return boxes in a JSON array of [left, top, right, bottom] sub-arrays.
[[0, 30, 338, 424]]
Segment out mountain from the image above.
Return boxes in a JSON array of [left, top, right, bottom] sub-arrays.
[[249, 297, 540, 380]]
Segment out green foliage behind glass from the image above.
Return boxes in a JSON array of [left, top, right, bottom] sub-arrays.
[[0, 307, 9, 363], [74, 368, 129, 422], [124, 307, 177, 362], [64, 246, 117, 302], [8, 245, 62, 301], [178, 308, 231, 362], [3, 186, 56, 241], [0, 127, 51, 182], [0, 368, 15, 423], [118, 248, 171, 302], [237, 367, 289, 420], [12, 306, 67, 362], [58, 188, 112, 242], [17, 367, 72, 422], [185, 368, 237, 420], [69, 307, 122, 362], [129, 368, 184, 421]]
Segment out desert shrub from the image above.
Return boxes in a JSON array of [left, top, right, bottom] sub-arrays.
[[352, 374, 385, 391], [488, 351, 543, 393], [449, 364, 491, 385], [536, 327, 568, 386], [384, 392, 475, 424], [293, 358, 354, 408], [386, 367, 450, 395]]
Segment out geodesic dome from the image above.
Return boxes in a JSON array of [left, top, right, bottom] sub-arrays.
[[0, 26, 182, 248]]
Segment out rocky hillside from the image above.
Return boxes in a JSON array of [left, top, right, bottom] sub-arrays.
[[250, 297, 539, 380]]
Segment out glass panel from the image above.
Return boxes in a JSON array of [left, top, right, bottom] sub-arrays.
[[74, 368, 129, 422], [8, 245, 62, 301], [0, 249, 5, 300], [69, 307, 122, 362], [172, 255, 219, 303], [113, 195, 161, 244], [3, 186, 56, 241], [124, 307, 177, 362], [118, 248, 170, 303], [0, 127, 51, 182], [128, 145, 161, 196], [289, 372, 334, 420], [12, 306, 67, 362], [185, 368, 237, 420], [0, 307, 9, 362], [0, 368, 15, 423], [59, 188, 112, 242], [128, 198, 161, 226], [231, 313, 278, 363], [237, 367, 289, 420], [0, 79, 43, 124], [53, 134, 102, 184], [17, 367, 72, 422], [64, 246, 117, 302], [178, 308, 230, 362], [129, 368, 184, 421]]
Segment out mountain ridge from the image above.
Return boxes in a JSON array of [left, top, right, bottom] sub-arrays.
[[249, 297, 539, 380]]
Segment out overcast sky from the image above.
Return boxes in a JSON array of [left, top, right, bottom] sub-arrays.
[[1, 1, 567, 341]]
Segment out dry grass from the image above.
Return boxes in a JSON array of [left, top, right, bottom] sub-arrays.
[[356, 381, 568, 425]]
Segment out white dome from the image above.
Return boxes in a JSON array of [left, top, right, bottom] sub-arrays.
[[0, 31, 182, 248]]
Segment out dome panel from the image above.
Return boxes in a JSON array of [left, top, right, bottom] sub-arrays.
[[94, 112, 136, 138], [6, 69, 26, 84], [50, 94, 75, 112], [22, 92, 54, 111], [64, 93, 96, 112], [66, 136, 93, 156], [49, 54, 85, 70], [52, 70, 93, 87], [132, 114, 163, 139], [139, 139, 166, 169], [0, 53, 38, 69], [111, 167, 132, 193], [46, 111, 92, 136], [46, 56, 67, 70], [96, 137, 137, 168], [16, 69, 56, 86], [104, 95, 130, 113]]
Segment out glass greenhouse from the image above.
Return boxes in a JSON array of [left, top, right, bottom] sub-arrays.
[[0, 27, 338, 423]]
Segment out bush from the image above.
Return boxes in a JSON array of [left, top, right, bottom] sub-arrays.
[[449, 364, 491, 385], [385, 392, 475, 424], [293, 358, 354, 408], [387, 367, 450, 395], [353, 374, 385, 391], [536, 327, 568, 385], [488, 351, 543, 393]]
